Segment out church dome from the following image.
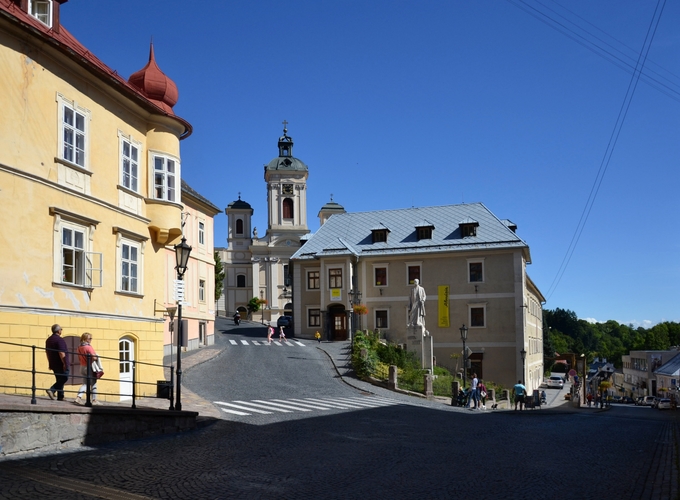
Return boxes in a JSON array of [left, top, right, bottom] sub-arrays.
[[228, 196, 252, 210], [264, 123, 308, 173], [129, 43, 178, 114]]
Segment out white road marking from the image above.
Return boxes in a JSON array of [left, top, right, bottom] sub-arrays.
[[240, 340, 249, 345], [293, 340, 305, 346], [232, 400, 292, 413], [214, 401, 273, 414], [271, 399, 332, 410], [229, 339, 238, 345], [251, 400, 312, 412]]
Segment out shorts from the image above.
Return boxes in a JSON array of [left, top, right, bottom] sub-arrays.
[[514, 395, 525, 403]]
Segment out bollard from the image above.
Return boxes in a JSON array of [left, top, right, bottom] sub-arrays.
[[388, 365, 398, 391], [424, 374, 434, 400], [451, 380, 460, 406]]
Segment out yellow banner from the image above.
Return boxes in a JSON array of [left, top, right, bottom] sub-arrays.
[[438, 285, 450, 328], [330, 288, 342, 302]]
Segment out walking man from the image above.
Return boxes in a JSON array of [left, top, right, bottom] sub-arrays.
[[45, 324, 69, 401], [467, 372, 479, 410], [513, 380, 527, 411]]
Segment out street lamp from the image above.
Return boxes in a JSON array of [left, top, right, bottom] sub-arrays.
[[174, 236, 192, 411], [520, 348, 527, 385], [460, 324, 468, 389]]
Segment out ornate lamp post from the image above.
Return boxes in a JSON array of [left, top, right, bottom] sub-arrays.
[[460, 324, 468, 389], [520, 348, 527, 385], [174, 236, 192, 411]]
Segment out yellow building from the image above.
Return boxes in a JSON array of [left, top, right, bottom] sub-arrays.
[[0, 0, 194, 401]]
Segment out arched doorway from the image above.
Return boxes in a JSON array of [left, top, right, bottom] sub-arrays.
[[328, 304, 347, 341], [119, 336, 135, 401]]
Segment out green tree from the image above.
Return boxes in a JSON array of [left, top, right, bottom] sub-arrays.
[[214, 251, 225, 301]]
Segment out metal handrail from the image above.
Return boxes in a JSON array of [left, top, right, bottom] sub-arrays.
[[0, 339, 174, 410]]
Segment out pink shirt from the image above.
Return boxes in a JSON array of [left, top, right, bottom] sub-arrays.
[[77, 343, 97, 365]]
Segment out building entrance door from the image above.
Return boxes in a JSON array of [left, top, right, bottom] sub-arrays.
[[329, 306, 347, 341], [119, 337, 135, 401]]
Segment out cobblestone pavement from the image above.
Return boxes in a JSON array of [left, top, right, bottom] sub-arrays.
[[1, 326, 678, 499]]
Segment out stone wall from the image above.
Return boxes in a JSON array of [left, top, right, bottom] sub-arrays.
[[0, 406, 198, 457]]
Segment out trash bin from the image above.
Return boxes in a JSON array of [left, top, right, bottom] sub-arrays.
[[157, 380, 171, 399]]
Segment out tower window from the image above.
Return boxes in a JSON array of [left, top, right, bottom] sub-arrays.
[[236, 219, 244, 235], [283, 198, 294, 219], [236, 274, 246, 288]]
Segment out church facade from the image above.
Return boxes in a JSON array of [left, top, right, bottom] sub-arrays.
[[217, 125, 310, 324]]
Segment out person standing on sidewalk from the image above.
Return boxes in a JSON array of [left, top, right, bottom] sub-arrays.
[[45, 324, 69, 401], [513, 380, 527, 411], [75, 332, 100, 405], [467, 373, 479, 410]]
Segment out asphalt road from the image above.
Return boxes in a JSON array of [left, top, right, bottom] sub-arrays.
[[0, 320, 678, 499]]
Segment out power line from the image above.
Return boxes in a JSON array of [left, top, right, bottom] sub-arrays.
[[506, 0, 680, 103], [543, 0, 667, 300]]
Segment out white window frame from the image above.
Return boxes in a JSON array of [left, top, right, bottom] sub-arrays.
[[51, 210, 102, 288], [308, 307, 321, 328], [57, 95, 90, 169], [405, 261, 422, 285], [119, 133, 141, 193], [467, 258, 485, 283], [198, 220, 205, 246], [113, 229, 146, 295], [29, 0, 52, 27], [375, 309, 389, 329], [307, 269, 320, 290], [150, 151, 180, 202], [199, 279, 206, 303], [373, 263, 388, 288], [468, 303, 487, 328], [119, 240, 141, 294]]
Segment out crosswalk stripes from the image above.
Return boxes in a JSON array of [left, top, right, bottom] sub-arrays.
[[227, 339, 306, 347], [214, 396, 402, 417]]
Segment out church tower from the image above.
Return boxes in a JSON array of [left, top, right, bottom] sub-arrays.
[[264, 122, 309, 233]]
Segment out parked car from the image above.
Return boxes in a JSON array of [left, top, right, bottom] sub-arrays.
[[635, 396, 645, 405], [657, 398, 672, 410], [611, 395, 623, 404], [276, 316, 294, 337], [547, 376, 564, 389], [621, 397, 635, 404], [644, 396, 656, 406]]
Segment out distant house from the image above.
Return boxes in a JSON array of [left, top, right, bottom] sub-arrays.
[[291, 202, 545, 390], [653, 353, 680, 399], [0, 0, 192, 400], [622, 350, 680, 398]]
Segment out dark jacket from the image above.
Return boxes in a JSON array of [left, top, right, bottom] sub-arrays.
[[45, 333, 68, 372]]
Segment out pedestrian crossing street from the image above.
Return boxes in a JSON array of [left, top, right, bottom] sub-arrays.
[[227, 339, 307, 347], [214, 395, 403, 417]]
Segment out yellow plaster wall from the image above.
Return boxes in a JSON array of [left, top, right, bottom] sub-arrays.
[[0, 310, 165, 401]]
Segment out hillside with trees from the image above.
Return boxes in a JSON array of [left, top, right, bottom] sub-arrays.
[[543, 308, 680, 368]]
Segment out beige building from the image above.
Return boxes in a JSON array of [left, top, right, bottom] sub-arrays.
[[162, 181, 221, 356], [291, 203, 545, 390], [217, 124, 310, 323], [0, 1, 195, 400]]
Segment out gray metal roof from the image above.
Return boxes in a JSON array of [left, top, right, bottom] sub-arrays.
[[181, 180, 220, 213], [292, 202, 530, 261], [655, 353, 680, 376]]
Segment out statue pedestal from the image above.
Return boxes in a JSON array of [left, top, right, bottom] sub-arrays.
[[407, 325, 433, 372]]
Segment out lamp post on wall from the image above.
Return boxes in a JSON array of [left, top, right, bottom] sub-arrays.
[[520, 349, 527, 385], [174, 236, 192, 412], [460, 324, 468, 389]]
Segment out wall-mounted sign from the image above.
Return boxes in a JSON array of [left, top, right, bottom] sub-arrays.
[[330, 288, 342, 301]]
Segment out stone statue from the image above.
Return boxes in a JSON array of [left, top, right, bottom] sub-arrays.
[[253, 227, 258, 237], [408, 279, 426, 328]]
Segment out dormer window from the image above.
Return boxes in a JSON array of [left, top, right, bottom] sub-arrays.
[[372, 229, 388, 243], [30, 0, 52, 27], [415, 221, 434, 240], [459, 218, 479, 237]]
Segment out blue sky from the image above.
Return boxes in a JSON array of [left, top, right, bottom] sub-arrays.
[[61, 1, 679, 327]]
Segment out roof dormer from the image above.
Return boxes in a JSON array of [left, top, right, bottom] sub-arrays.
[[371, 223, 390, 243], [27, 0, 65, 32], [459, 217, 479, 237], [415, 220, 435, 240]]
